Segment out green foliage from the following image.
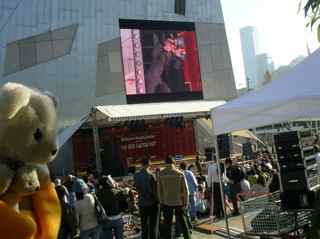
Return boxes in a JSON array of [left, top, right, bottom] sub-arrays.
[[303, 0, 320, 41]]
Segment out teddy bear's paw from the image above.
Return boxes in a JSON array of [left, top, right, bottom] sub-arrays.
[[33, 164, 51, 188], [11, 166, 40, 195]]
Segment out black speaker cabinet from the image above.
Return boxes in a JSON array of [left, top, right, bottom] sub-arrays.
[[242, 142, 253, 159], [274, 130, 320, 210], [217, 134, 231, 159], [279, 167, 307, 191], [281, 190, 315, 210], [274, 131, 299, 146], [205, 147, 213, 161]]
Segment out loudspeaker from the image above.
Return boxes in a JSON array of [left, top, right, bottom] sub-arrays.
[[281, 190, 315, 210], [217, 134, 231, 159], [274, 131, 299, 146], [274, 131, 302, 162], [274, 130, 320, 209], [205, 147, 213, 161], [242, 142, 253, 159], [279, 167, 307, 191]]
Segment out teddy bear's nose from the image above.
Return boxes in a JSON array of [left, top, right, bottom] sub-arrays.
[[51, 149, 57, 156]]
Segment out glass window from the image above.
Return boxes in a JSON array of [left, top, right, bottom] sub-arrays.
[[36, 32, 53, 64], [19, 36, 37, 70], [4, 42, 20, 75], [3, 24, 78, 75]]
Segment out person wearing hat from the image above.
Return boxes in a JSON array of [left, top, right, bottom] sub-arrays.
[[75, 179, 100, 239]]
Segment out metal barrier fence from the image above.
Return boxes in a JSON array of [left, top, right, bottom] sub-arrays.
[[238, 191, 312, 238]]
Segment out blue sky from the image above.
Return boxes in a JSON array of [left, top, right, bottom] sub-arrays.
[[220, 0, 319, 88]]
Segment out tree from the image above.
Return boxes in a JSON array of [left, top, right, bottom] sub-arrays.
[[302, 0, 320, 41]]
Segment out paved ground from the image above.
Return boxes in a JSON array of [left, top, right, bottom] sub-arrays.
[[191, 215, 244, 238], [192, 230, 225, 238]]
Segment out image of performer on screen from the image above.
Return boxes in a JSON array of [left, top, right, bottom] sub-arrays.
[[144, 34, 171, 94], [144, 31, 188, 94], [162, 32, 187, 93]]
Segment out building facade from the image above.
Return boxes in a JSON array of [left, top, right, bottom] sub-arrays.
[[0, 0, 237, 128], [240, 26, 260, 90]]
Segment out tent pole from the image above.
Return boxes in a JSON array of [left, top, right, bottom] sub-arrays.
[[91, 107, 102, 174], [213, 133, 231, 238]]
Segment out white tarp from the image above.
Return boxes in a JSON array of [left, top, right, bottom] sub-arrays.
[[96, 100, 225, 122], [211, 49, 320, 135]]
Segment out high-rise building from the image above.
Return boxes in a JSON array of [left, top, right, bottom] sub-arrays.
[[256, 53, 274, 88], [240, 26, 260, 90]]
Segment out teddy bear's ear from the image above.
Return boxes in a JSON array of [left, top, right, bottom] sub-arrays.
[[0, 82, 31, 120], [43, 91, 58, 109]]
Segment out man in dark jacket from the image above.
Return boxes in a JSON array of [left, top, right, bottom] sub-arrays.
[[225, 158, 244, 216], [134, 158, 159, 239], [97, 175, 127, 239]]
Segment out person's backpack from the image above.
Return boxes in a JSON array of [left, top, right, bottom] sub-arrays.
[[92, 193, 108, 223]]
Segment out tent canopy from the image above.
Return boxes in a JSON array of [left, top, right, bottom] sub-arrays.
[[199, 118, 265, 145], [95, 100, 225, 122], [211, 49, 320, 135]]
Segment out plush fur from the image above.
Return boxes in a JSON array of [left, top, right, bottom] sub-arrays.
[[0, 82, 58, 209], [0, 82, 61, 239]]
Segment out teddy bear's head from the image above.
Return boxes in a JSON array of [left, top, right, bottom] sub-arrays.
[[0, 82, 58, 164]]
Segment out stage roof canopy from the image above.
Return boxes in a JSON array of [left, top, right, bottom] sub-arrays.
[[58, 100, 226, 148], [95, 100, 225, 122]]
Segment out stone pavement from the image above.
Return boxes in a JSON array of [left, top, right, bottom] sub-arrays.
[[191, 215, 244, 238], [191, 230, 225, 238]]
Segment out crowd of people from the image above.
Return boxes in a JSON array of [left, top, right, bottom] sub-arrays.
[[54, 150, 280, 239]]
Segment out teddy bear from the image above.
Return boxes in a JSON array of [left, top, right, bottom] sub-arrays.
[[0, 82, 61, 239]]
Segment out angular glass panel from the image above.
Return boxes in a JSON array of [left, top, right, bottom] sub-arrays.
[[36, 31, 53, 63], [3, 42, 20, 75], [52, 24, 78, 58], [19, 36, 37, 70]]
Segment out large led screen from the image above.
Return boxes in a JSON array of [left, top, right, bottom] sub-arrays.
[[119, 19, 203, 104]]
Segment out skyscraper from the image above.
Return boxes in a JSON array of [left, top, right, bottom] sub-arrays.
[[256, 53, 274, 88], [240, 26, 260, 90]]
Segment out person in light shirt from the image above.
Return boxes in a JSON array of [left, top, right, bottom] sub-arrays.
[[207, 158, 225, 218], [180, 162, 198, 221], [74, 181, 100, 239]]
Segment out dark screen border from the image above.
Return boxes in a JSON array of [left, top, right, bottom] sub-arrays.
[[119, 19, 195, 31], [127, 92, 203, 104]]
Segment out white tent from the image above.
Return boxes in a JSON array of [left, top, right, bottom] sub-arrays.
[[210, 49, 320, 237], [211, 49, 320, 135]]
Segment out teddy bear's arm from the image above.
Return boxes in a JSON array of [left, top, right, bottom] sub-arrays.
[[32, 182, 61, 239], [0, 200, 37, 239]]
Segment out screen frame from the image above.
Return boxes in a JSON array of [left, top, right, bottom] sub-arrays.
[[119, 19, 203, 104]]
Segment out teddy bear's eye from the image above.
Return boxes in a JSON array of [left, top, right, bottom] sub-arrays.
[[33, 128, 43, 142]]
